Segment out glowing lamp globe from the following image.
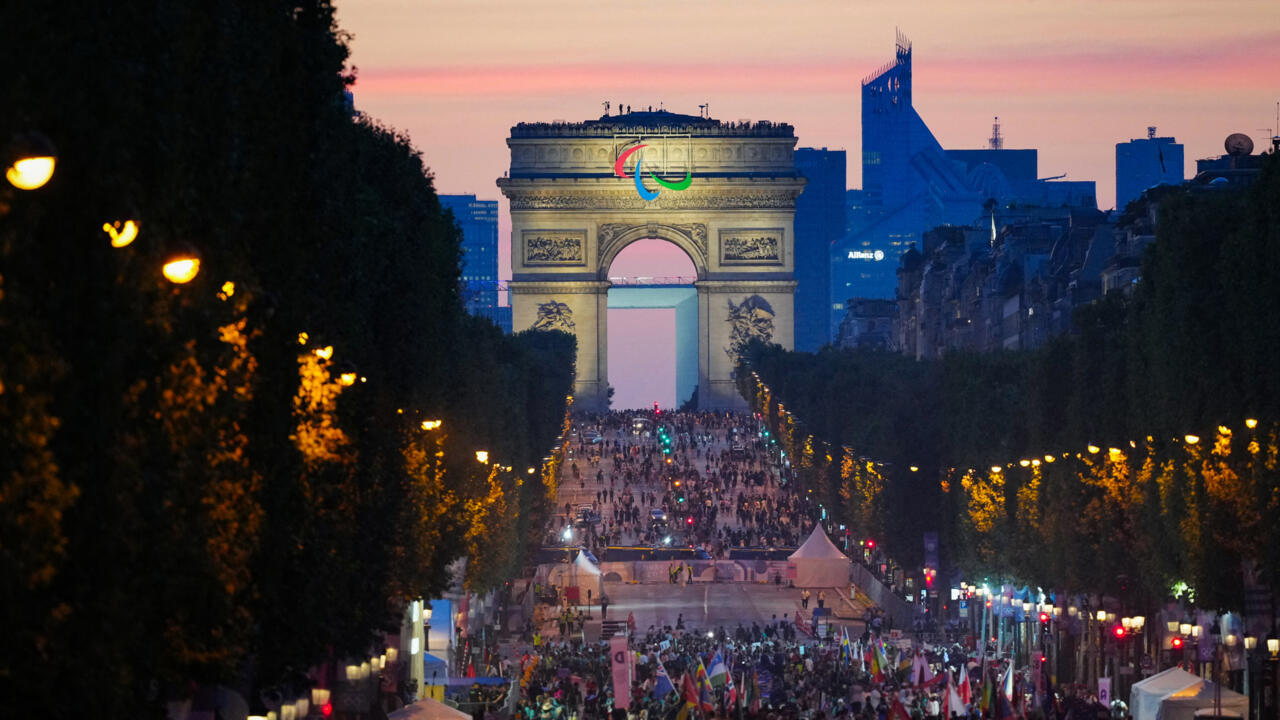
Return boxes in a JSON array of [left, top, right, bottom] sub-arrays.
[[162, 245, 201, 284], [5, 133, 57, 190], [103, 219, 139, 248]]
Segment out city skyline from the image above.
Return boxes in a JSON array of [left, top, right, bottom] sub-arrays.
[[339, 0, 1279, 235], [338, 0, 1278, 406]]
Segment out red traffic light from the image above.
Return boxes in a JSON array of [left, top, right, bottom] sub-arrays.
[[1114, 626, 1126, 638], [866, 540, 875, 548], [1171, 637, 1183, 649], [1039, 612, 1050, 623], [686, 517, 694, 525], [321, 703, 334, 717]]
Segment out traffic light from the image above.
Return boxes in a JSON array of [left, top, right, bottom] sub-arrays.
[[1113, 625, 1126, 639], [1039, 612, 1050, 623], [1171, 636, 1183, 649]]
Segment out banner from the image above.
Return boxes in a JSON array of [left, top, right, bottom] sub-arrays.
[[1096, 678, 1111, 706], [611, 636, 632, 703]]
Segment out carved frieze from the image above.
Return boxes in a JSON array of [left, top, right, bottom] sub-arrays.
[[724, 295, 776, 364], [672, 223, 708, 258], [532, 301, 575, 332], [523, 230, 586, 266], [720, 228, 785, 265], [597, 223, 631, 247]]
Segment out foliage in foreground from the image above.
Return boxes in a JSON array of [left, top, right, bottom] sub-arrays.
[[0, 1, 575, 715]]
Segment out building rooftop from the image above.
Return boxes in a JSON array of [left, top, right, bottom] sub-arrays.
[[510, 109, 794, 138]]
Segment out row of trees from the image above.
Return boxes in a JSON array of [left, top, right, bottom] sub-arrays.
[[739, 154, 1280, 615], [1, 1, 575, 715]]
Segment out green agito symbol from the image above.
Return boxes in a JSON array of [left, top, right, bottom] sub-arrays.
[[613, 143, 693, 201]]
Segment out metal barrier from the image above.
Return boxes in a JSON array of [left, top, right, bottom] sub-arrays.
[[850, 562, 922, 629]]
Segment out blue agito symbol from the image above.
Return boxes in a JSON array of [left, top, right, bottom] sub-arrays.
[[613, 144, 693, 201]]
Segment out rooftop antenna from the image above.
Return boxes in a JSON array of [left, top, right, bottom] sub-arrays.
[[989, 116, 1004, 150], [602, 100, 610, 116], [698, 103, 706, 118], [1147, 126, 1157, 140]]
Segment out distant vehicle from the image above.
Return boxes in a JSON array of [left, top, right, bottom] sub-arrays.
[[630, 417, 653, 435], [582, 430, 603, 444], [649, 509, 667, 523], [535, 546, 599, 565]]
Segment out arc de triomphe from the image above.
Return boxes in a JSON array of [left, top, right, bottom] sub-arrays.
[[497, 110, 804, 410]]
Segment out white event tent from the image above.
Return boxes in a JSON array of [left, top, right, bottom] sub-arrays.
[[1130, 667, 1247, 720], [787, 525, 852, 588]]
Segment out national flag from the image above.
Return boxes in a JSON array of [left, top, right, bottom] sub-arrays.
[[841, 627, 852, 664], [708, 651, 728, 687], [957, 664, 972, 708], [653, 661, 675, 699], [909, 650, 935, 686], [980, 664, 994, 715], [677, 672, 699, 720], [695, 660, 715, 711], [749, 669, 762, 713], [993, 663, 1016, 720], [889, 696, 913, 720], [871, 638, 889, 683], [946, 671, 969, 718], [726, 669, 738, 708]]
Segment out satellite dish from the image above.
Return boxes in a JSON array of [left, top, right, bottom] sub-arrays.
[[1224, 133, 1253, 156]]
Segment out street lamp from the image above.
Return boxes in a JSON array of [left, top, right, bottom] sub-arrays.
[[162, 244, 201, 284], [102, 218, 140, 248], [4, 132, 57, 190]]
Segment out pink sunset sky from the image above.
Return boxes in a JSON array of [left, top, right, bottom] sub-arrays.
[[336, 0, 1279, 408]]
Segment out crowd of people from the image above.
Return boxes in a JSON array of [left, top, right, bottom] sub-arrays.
[[547, 410, 823, 557], [508, 619, 1114, 720], [503, 411, 1116, 720]]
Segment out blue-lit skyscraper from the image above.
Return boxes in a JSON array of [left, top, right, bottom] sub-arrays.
[[440, 194, 510, 332], [793, 148, 846, 351], [1115, 128, 1183, 210], [832, 34, 979, 331], [833, 34, 1097, 334]]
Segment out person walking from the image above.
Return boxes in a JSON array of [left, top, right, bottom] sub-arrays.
[[802, 589, 811, 609], [817, 590, 826, 609], [600, 593, 609, 621]]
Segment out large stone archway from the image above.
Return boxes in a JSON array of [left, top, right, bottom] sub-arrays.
[[497, 110, 804, 410]]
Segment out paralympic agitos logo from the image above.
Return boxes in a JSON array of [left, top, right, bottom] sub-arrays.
[[613, 143, 693, 201]]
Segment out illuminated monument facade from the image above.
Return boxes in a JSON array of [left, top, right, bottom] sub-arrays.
[[497, 109, 805, 410]]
